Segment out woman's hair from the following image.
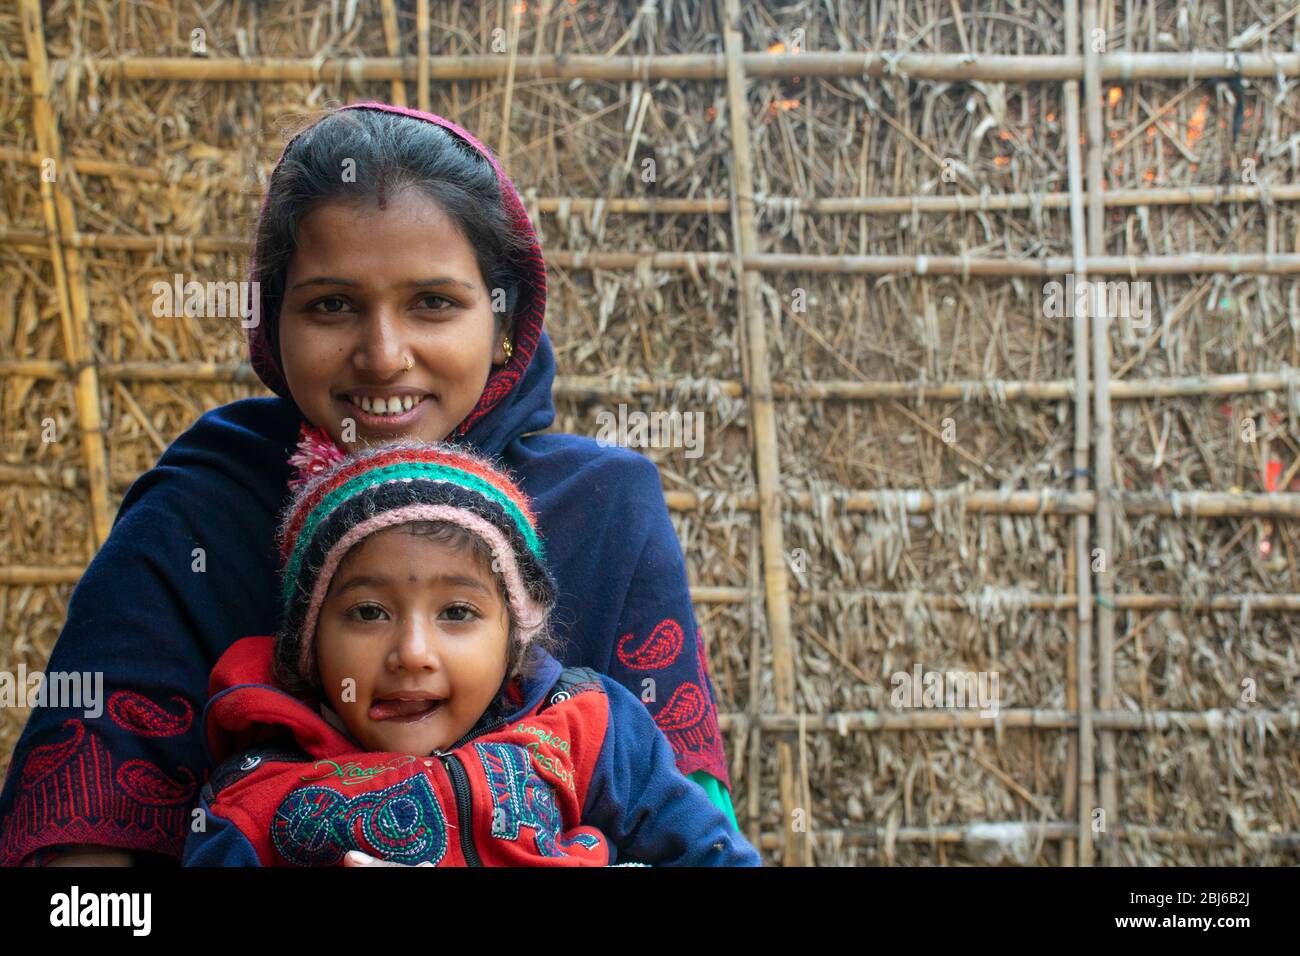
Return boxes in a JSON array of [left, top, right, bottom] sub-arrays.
[[300, 518, 557, 694], [252, 108, 533, 368]]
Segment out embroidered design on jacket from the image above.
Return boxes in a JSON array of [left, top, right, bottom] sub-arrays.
[[476, 742, 600, 857], [615, 617, 685, 671], [107, 691, 194, 737], [117, 760, 198, 806], [653, 628, 723, 775], [272, 774, 449, 867], [0, 719, 196, 866], [299, 755, 417, 786]]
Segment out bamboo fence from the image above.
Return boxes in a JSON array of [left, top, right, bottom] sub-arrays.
[[2, 0, 1299, 865]]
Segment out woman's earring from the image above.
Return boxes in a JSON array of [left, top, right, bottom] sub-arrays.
[[403, 355, 413, 372], [501, 337, 513, 361]]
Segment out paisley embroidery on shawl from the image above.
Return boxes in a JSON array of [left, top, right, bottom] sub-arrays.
[[652, 627, 727, 785], [0, 720, 196, 865], [107, 691, 194, 737], [615, 617, 685, 671]]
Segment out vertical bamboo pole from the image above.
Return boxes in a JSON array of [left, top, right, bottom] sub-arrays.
[[499, 0, 524, 166], [20, 0, 112, 551], [1063, 0, 1097, 866], [746, 534, 763, 852], [1084, 0, 1118, 866], [381, 0, 408, 107], [720, 0, 801, 866], [416, 0, 430, 112]]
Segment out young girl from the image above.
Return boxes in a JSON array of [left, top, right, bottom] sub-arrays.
[[182, 442, 758, 866], [1, 103, 736, 865]]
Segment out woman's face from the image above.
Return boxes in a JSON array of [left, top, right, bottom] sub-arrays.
[[315, 526, 511, 754], [278, 190, 510, 447]]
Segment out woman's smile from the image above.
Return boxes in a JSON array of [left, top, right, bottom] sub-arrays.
[[336, 388, 437, 433]]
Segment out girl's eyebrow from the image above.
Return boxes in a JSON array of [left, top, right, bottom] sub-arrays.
[[290, 276, 475, 291], [335, 572, 490, 596]]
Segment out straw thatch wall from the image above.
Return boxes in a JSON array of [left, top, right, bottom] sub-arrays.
[[2, 0, 1299, 865]]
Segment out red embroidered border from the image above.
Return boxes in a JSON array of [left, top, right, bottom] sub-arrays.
[[0, 721, 194, 866]]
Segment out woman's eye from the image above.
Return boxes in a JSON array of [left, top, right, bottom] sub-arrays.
[[310, 296, 351, 314], [441, 604, 479, 623], [348, 603, 388, 622], [417, 294, 455, 311]]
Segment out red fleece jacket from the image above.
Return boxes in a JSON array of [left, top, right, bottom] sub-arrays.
[[182, 636, 760, 867]]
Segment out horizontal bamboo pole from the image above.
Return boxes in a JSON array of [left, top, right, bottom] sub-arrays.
[[6, 228, 1298, 276], [0, 566, 83, 585], [660, 489, 1300, 518], [6, 459, 1299, 519], [695, 587, 1300, 614], [0, 361, 269, 384], [8, 51, 1299, 83], [754, 824, 1300, 849], [736, 252, 1300, 277], [553, 369, 1300, 402], [0, 229, 248, 254], [740, 184, 1300, 215], [2, 561, 1294, 616], [6, 146, 1299, 215], [3, 362, 1296, 408], [716, 708, 1299, 732]]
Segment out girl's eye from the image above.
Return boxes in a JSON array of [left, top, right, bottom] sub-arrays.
[[441, 603, 479, 623], [309, 296, 352, 314], [348, 603, 388, 623]]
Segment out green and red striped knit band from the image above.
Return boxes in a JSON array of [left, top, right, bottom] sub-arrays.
[[274, 441, 556, 690]]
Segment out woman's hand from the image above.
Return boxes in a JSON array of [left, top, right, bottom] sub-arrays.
[[342, 850, 433, 867]]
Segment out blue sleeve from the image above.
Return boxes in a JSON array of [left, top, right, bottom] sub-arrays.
[[182, 792, 263, 867], [0, 398, 296, 865], [595, 452, 735, 790], [583, 677, 761, 867]]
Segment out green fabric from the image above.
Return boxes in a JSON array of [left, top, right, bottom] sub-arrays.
[[687, 770, 739, 830]]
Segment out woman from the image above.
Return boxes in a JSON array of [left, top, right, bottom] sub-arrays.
[[0, 103, 735, 865]]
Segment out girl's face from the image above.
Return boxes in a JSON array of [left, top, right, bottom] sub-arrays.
[[315, 526, 511, 754], [278, 190, 510, 448]]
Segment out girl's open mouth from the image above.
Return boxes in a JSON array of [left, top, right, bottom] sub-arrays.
[[369, 698, 444, 723]]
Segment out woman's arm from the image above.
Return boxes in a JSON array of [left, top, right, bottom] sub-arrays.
[[0, 399, 293, 866], [595, 452, 739, 823], [583, 676, 760, 866]]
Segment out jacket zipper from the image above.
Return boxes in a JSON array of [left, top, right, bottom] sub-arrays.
[[438, 753, 481, 867], [432, 713, 512, 867]]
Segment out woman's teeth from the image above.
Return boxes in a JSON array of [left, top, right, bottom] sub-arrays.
[[348, 395, 427, 416]]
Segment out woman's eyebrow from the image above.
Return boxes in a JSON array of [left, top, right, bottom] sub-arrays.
[[402, 277, 476, 291], [289, 276, 475, 291], [291, 276, 359, 290]]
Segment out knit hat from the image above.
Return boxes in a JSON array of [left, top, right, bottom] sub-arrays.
[[274, 440, 557, 691]]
